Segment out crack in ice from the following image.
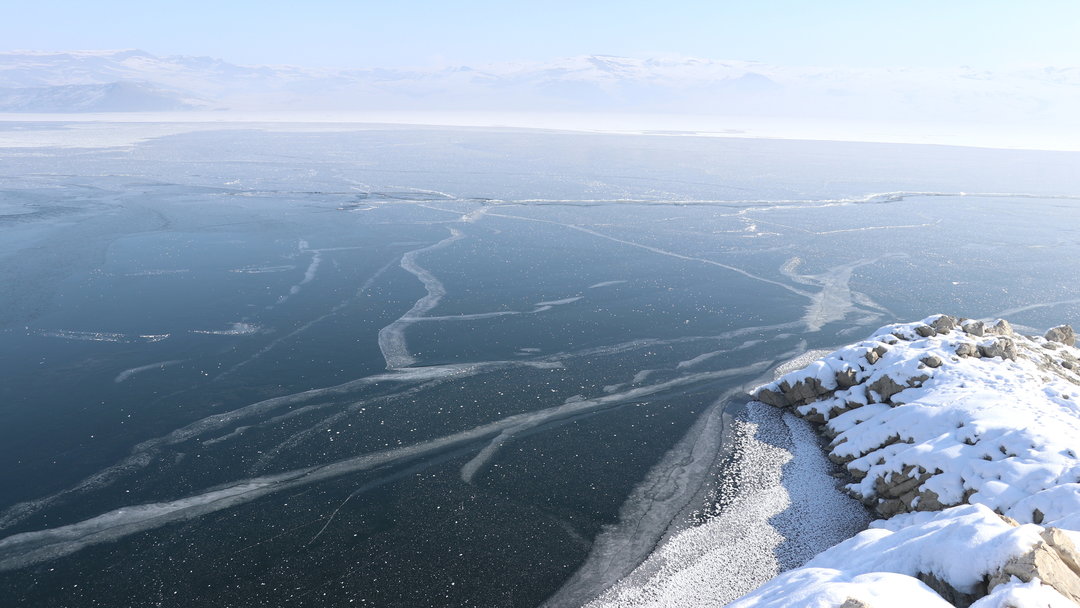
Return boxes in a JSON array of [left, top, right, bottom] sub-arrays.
[[376, 228, 465, 369]]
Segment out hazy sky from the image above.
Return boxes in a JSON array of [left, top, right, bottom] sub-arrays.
[[6, 0, 1080, 69]]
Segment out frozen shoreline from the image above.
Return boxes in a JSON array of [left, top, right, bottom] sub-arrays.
[[584, 401, 871, 608], [3, 113, 1080, 152], [578, 355, 871, 608], [589, 315, 1080, 608]]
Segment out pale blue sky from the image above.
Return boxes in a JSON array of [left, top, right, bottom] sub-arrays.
[[6, 0, 1080, 68]]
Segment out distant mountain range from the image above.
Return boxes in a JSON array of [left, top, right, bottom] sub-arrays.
[[0, 81, 199, 112], [1, 49, 1078, 129]]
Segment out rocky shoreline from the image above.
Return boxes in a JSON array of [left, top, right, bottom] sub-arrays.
[[733, 315, 1080, 608]]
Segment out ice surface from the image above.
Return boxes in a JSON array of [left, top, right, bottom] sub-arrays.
[[0, 360, 772, 572], [4, 126, 1080, 606]]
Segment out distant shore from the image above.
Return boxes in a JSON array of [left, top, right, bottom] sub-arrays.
[[2, 111, 1078, 152]]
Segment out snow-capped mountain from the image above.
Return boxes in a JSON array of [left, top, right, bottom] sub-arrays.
[[1, 49, 1078, 129], [0, 81, 201, 112]]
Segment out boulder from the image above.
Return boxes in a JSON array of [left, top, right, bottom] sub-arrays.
[[955, 342, 978, 357], [780, 376, 831, 406], [753, 375, 836, 408], [917, 571, 983, 608], [921, 355, 943, 368], [961, 320, 985, 337], [988, 527, 1080, 604], [1044, 528, 1080, 576], [835, 367, 860, 389], [985, 319, 1014, 336], [879, 473, 921, 499], [978, 337, 1017, 361], [906, 373, 929, 388], [828, 401, 862, 419], [930, 315, 959, 334], [865, 344, 889, 365], [867, 374, 906, 403], [914, 488, 946, 512], [829, 451, 855, 466], [876, 498, 906, 518], [915, 324, 937, 338], [753, 387, 789, 408], [1046, 325, 1077, 347]]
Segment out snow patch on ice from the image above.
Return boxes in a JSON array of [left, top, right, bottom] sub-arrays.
[[31, 329, 170, 343], [229, 264, 296, 274], [781, 255, 901, 332], [114, 359, 183, 383], [191, 322, 260, 336], [535, 296, 584, 307]]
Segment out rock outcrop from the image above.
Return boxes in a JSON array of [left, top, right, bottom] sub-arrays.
[[988, 525, 1080, 605], [1047, 325, 1078, 347], [752, 315, 1080, 520], [737, 315, 1080, 608]]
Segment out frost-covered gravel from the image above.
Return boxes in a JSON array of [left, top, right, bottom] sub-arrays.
[[587, 401, 870, 606]]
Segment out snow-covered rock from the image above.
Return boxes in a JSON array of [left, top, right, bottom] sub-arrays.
[[729, 504, 1080, 608], [737, 315, 1080, 607]]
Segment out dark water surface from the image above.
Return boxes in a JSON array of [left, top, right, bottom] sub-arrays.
[[1, 124, 1079, 607]]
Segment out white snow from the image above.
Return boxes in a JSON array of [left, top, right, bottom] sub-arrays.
[[728, 504, 1054, 608]]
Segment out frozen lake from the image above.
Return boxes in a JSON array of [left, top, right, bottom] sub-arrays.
[[1, 123, 1079, 607]]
